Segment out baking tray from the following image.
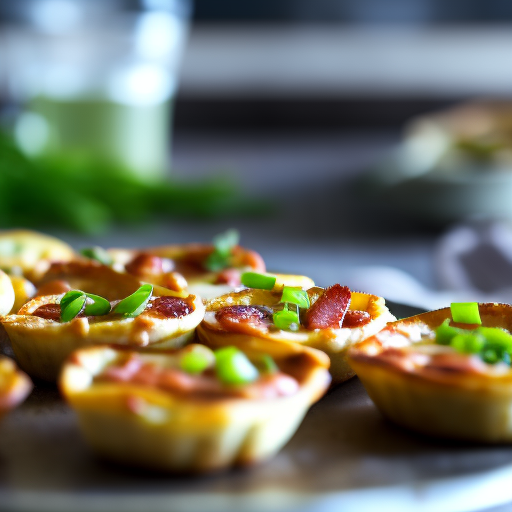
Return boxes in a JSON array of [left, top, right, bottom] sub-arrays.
[[2, 301, 512, 512]]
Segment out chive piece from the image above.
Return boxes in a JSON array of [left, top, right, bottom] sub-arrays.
[[214, 346, 259, 385], [212, 229, 240, 256], [204, 252, 229, 272], [280, 286, 310, 309], [60, 294, 87, 322], [179, 346, 215, 374], [80, 246, 113, 266], [113, 284, 153, 317], [273, 309, 300, 331], [451, 302, 482, 325], [204, 229, 240, 271], [60, 290, 85, 311], [260, 354, 278, 374], [435, 319, 462, 345], [241, 272, 276, 290], [83, 293, 111, 316], [480, 347, 511, 365], [450, 332, 486, 354], [477, 327, 512, 352]]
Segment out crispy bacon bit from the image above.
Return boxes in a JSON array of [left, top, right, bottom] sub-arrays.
[[215, 305, 271, 335], [99, 355, 299, 400], [101, 355, 143, 382], [32, 304, 61, 322], [147, 296, 193, 319], [36, 280, 71, 296], [305, 284, 351, 330], [237, 248, 266, 273], [215, 268, 242, 286], [343, 310, 371, 328], [427, 353, 487, 374], [125, 253, 172, 276]]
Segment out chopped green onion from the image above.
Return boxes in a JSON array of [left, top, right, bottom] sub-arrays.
[[481, 348, 511, 365], [260, 354, 278, 374], [60, 290, 85, 311], [241, 272, 276, 290], [450, 332, 486, 354], [476, 327, 512, 352], [80, 246, 113, 266], [204, 252, 229, 272], [214, 346, 259, 385], [273, 309, 300, 331], [113, 284, 153, 317], [180, 346, 215, 374], [60, 293, 87, 322], [83, 293, 111, 316], [280, 286, 310, 309], [435, 319, 462, 345], [212, 229, 240, 256], [204, 229, 240, 271], [451, 302, 482, 325]]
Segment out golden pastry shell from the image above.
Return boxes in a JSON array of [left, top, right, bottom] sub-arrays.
[[1, 263, 205, 381], [198, 287, 395, 385], [60, 342, 330, 473], [348, 302, 512, 442]]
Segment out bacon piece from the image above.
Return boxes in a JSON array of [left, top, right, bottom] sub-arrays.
[[99, 358, 299, 400], [125, 253, 172, 276], [215, 305, 271, 335], [36, 280, 71, 296], [343, 310, 371, 328], [215, 268, 242, 286], [32, 304, 61, 322], [146, 296, 193, 319], [100, 355, 143, 383], [236, 247, 266, 273], [427, 353, 487, 374], [305, 284, 351, 329]]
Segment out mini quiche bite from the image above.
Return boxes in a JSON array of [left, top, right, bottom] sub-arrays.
[[104, 230, 267, 299], [348, 302, 512, 442], [60, 342, 330, 472], [0, 229, 74, 282], [1, 263, 204, 381], [197, 280, 395, 385], [0, 356, 32, 420]]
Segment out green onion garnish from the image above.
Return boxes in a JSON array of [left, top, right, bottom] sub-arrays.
[[434, 319, 462, 345], [80, 246, 113, 266], [273, 309, 300, 331], [60, 290, 85, 311], [280, 286, 310, 309], [83, 293, 111, 316], [241, 271, 276, 290], [450, 302, 482, 325], [204, 229, 240, 272], [179, 346, 215, 374], [481, 347, 511, 365], [60, 292, 87, 322], [450, 332, 486, 354], [435, 321, 512, 365], [60, 290, 111, 321], [214, 346, 259, 385], [476, 326, 512, 352], [213, 229, 239, 255], [113, 284, 153, 317]]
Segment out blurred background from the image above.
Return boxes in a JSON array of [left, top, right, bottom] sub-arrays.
[[3, 0, 512, 308]]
